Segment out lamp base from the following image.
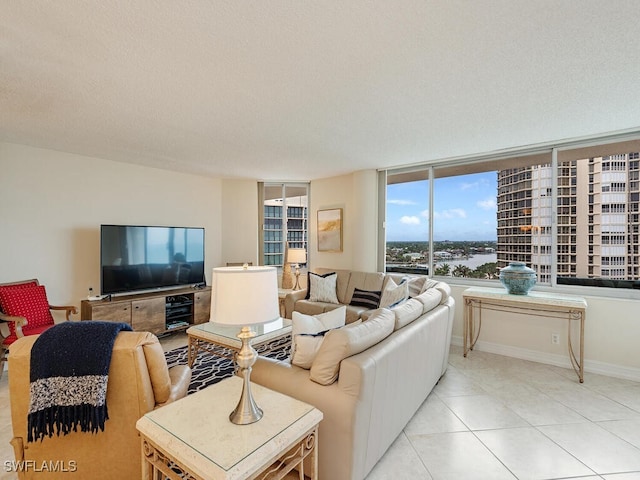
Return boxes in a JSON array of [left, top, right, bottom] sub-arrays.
[[293, 265, 302, 290], [281, 262, 294, 289], [229, 326, 263, 425]]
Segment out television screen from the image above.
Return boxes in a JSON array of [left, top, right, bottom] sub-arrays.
[[100, 225, 205, 295]]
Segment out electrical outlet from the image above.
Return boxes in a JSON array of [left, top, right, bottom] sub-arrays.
[[551, 333, 560, 345]]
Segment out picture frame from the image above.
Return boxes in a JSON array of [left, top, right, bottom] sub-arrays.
[[317, 208, 343, 252]]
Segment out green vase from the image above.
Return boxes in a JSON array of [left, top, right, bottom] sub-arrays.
[[499, 262, 537, 295]]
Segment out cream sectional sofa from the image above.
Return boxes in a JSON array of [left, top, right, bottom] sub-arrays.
[[252, 269, 455, 480], [284, 268, 384, 323], [284, 267, 445, 324]]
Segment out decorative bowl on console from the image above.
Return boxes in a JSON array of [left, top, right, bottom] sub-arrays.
[[499, 262, 537, 295]]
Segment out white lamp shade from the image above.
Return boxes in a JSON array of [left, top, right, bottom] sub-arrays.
[[287, 248, 307, 264], [210, 266, 280, 326]]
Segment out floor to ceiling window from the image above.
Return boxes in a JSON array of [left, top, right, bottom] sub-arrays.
[[433, 169, 500, 279], [259, 183, 309, 268], [385, 169, 429, 274]]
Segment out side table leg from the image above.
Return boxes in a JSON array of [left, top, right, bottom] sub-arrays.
[[310, 426, 318, 480], [141, 437, 153, 480], [567, 310, 585, 383], [463, 298, 469, 357], [579, 312, 585, 383], [187, 337, 196, 368]]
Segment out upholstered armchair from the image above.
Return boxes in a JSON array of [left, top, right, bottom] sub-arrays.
[[8, 331, 192, 480], [0, 279, 77, 377]]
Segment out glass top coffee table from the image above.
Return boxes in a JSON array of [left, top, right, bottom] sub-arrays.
[[186, 318, 292, 367]]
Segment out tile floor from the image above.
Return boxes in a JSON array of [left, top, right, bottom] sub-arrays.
[[1, 338, 639, 480]]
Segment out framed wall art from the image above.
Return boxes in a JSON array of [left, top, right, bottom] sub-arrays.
[[317, 208, 343, 252]]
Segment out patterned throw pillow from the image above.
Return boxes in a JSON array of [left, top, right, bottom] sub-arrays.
[[308, 272, 339, 304], [0, 281, 38, 312], [305, 271, 336, 299], [0, 284, 54, 336], [349, 288, 382, 309], [403, 276, 428, 298], [379, 278, 409, 308]]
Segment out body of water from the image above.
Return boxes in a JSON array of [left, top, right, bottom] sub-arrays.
[[388, 253, 497, 273], [435, 253, 497, 269]]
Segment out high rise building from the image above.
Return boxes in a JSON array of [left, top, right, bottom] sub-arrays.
[[497, 153, 640, 284], [263, 202, 308, 266]]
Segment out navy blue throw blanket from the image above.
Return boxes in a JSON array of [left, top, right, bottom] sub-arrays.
[[27, 321, 132, 442]]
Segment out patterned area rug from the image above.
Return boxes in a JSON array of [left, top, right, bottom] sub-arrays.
[[164, 335, 291, 394]]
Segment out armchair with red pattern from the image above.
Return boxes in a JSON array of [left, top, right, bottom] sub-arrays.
[[0, 279, 78, 377]]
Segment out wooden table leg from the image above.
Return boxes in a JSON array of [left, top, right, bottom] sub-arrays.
[[187, 336, 196, 368]]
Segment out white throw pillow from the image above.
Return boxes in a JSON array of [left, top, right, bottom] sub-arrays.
[[379, 278, 409, 308], [290, 306, 346, 368], [405, 276, 427, 298], [308, 272, 339, 304], [291, 334, 326, 369]]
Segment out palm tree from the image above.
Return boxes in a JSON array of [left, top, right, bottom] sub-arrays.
[[452, 264, 472, 277], [473, 262, 499, 279], [434, 263, 451, 276]]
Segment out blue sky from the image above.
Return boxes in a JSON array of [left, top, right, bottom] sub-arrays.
[[386, 172, 498, 241]]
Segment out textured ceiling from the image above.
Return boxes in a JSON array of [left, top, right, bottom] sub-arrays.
[[2, 1, 640, 181]]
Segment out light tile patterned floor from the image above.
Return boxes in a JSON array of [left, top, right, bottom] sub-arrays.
[[2, 340, 640, 480]]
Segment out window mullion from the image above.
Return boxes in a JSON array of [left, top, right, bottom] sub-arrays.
[[281, 184, 287, 258], [551, 148, 559, 287], [428, 166, 434, 276]]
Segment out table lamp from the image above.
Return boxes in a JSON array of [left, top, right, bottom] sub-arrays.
[[287, 248, 307, 290], [210, 264, 280, 424]]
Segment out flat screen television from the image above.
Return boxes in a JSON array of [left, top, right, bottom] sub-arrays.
[[100, 224, 205, 295]]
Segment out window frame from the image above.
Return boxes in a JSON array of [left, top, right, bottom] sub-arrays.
[[258, 182, 309, 268], [379, 130, 640, 300]]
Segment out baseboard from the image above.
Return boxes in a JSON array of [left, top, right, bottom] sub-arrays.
[[451, 335, 640, 383]]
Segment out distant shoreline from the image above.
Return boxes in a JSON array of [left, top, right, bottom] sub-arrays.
[[388, 253, 498, 271], [386, 240, 497, 244], [435, 253, 497, 269]]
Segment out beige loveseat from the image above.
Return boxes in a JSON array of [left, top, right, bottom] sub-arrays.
[[253, 269, 455, 480]]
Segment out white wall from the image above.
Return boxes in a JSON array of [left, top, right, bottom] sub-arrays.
[[309, 170, 378, 272], [0, 143, 222, 313], [350, 170, 379, 271], [220, 179, 259, 266]]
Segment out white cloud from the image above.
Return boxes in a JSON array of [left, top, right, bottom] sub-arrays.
[[477, 198, 497, 210], [460, 177, 493, 190], [460, 182, 480, 190], [434, 208, 467, 219], [388, 199, 417, 205], [400, 215, 421, 225]]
